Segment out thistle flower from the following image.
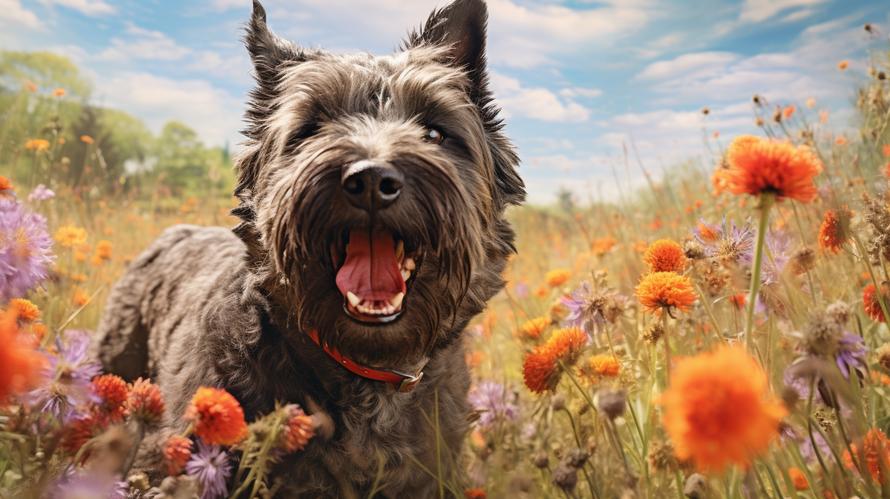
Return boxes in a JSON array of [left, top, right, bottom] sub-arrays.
[[836, 332, 867, 379], [561, 281, 626, 333], [843, 428, 890, 484], [164, 435, 193, 476], [723, 135, 822, 202], [643, 239, 687, 273], [127, 378, 165, 425], [0, 199, 53, 301], [185, 387, 248, 446], [28, 330, 101, 420], [863, 283, 889, 322], [0, 309, 45, 404], [522, 327, 588, 393], [595, 388, 626, 420], [468, 381, 518, 428], [695, 218, 755, 263], [635, 272, 697, 315], [280, 404, 314, 453], [818, 208, 852, 254], [661, 345, 786, 472], [186, 441, 231, 499], [27, 184, 55, 202]]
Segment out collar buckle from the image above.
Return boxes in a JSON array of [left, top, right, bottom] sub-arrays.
[[394, 370, 424, 393]]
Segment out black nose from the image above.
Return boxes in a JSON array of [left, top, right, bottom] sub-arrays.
[[341, 160, 404, 211]]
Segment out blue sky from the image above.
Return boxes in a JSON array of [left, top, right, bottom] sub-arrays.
[[2, 0, 888, 203]]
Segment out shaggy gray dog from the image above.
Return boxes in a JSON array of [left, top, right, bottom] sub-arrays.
[[97, 0, 523, 496]]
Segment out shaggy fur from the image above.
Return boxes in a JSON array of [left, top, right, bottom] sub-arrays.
[[96, 0, 523, 496]]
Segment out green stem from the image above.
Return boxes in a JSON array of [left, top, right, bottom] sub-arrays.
[[745, 194, 775, 350]]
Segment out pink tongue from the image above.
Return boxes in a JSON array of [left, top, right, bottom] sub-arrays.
[[336, 230, 405, 301]]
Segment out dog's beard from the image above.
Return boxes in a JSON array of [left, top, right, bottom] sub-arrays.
[[263, 126, 484, 367]]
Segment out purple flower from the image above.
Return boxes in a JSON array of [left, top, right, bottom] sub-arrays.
[[468, 381, 518, 428], [49, 468, 127, 499], [695, 217, 754, 264], [799, 429, 832, 464], [560, 281, 626, 334], [0, 198, 53, 301], [27, 330, 101, 420], [27, 184, 55, 202], [836, 332, 867, 379], [514, 282, 529, 299], [186, 440, 231, 499], [744, 230, 791, 285]]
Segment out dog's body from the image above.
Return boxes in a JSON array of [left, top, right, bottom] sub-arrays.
[[97, 0, 523, 496]]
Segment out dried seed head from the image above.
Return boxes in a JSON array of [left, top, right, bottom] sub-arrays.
[[533, 451, 550, 469], [790, 247, 816, 275], [647, 439, 678, 472], [877, 343, 890, 371], [683, 240, 706, 260], [684, 473, 709, 499], [643, 323, 665, 345], [596, 388, 627, 420], [552, 464, 578, 491], [826, 300, 851, 325], [565, 448, 590, 469], [801, 313, 843, 357], [551, 393, 566, 412]]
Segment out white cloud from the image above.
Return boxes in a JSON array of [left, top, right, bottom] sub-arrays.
[[490, 72, 590, 123], [560, 87, 603, 99], [93, 72, 243, 146], [738, 0, 827, 23], [98, 24, 191, 62], [0, 0, 42, 29], [40, 0, 115, 16], [637, 52, 738, 81]]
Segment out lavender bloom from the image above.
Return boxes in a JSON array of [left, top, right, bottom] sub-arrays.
[[695, 217, 754, 264], [49, 468, 127, 499], [836, 332, 867, 379], [799, 430, 832, 464], [744, 230, 791, 285], [186, 441, 231, 499], [560, 281, 626, 334], [27, 330, 101, 420], [0, 198, 53, 301], [27, 184, 55, 202], [468, 381, 518, 428], [783, 366, 812, 401]]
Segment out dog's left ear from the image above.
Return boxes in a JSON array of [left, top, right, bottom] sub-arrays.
[[409, 0, 488, 86], [246, 1, 310, 86]]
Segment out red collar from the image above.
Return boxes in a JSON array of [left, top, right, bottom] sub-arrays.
[[305, 330, 426, 393]]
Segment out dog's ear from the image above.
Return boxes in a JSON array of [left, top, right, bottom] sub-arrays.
[[410, 0, 488, 84], [245, 0, 307, 84]]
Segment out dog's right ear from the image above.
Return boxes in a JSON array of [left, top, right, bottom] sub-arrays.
[[245, 1, 306, 85]]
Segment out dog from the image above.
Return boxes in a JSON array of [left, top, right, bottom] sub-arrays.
[[96, 0, 524, 496]]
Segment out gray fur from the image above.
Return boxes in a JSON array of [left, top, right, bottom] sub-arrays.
[[97, 0, 523, 496]]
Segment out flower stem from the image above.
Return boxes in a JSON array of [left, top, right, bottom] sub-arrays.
[[745, 194, 774, 350]]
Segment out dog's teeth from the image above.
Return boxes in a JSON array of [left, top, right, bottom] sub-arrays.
[[346, 291, 361, 307], [401, 269, 410, 282], [390, 292, 404, 309], [404, 258, 416, 270], [395, 240, 404, 262]]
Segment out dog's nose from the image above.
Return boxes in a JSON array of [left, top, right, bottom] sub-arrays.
[[341, 160, 404, 211]]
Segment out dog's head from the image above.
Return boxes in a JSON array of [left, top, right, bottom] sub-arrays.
[[233, 0, 524, 367]]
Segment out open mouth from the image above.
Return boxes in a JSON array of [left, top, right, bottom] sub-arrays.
[[332, 228, 419, 324]]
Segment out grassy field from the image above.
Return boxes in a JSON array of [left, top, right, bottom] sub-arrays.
[[5, 48, 890, 498]]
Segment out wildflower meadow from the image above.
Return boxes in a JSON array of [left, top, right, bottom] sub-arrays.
[[6, 21, 890, 499]]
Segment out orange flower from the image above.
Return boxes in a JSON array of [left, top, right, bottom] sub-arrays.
[[73, 288, 90, 307], [95, 240, 113, 261], [635, 272, 696, 315], [819, 110, 829, 124], [9, 298, 40, 322], [185, 387, 248, 445], [61, 413, 101, 455], [782, 105, 795, 119], [696, 221, 719, 243], [843, 428, 890, 484], [579, 354, 620, 382], [163, 435, 193, 476], [729, 293, 746, 310], [591, 236, 617, 256], [0, 176, 13, 195], [465, 489, 486, 499], [0, 309, 45, 403], [545, 268, 571, 288], [24, 80, 37, 93], [818, 208, 851, 254], [53, 87, 66, 97], [661, 345, 786, 473], [522, 327, 588, 393], [864, 284, 889, 322], [835, 136, 848, 146], [788, 467, 809, 490], [92, 374, 128, 421], [517, 316, 549, 340], [80, 135, 94, 145], [127, 378, 165, 424], [281, 405, 314, 453], [838, 60, 849, 71], [24, 139, 50, 152], [883, 144, 890, 158], [723, 135, 822, 202], [883, 162, 890, 179], [643, 239, 687, 273], [54, 225, 88, 248]]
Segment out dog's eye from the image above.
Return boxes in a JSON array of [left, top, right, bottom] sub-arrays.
[[422, 127, 445, 145]]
